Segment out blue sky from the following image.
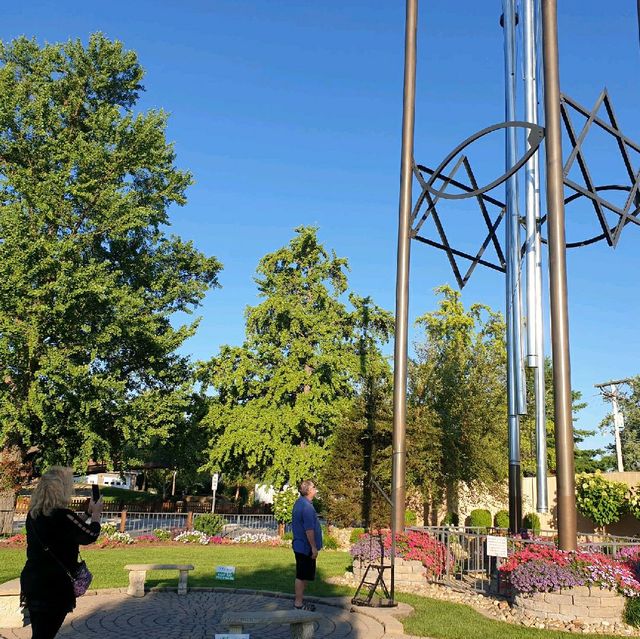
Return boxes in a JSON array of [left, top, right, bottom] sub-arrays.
[[3, 1, 639, 455]]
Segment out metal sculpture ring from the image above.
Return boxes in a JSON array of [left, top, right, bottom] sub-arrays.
[[419, 121, 545, 200]]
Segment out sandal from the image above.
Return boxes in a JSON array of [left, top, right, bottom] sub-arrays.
[[294, 602, 316, 611]]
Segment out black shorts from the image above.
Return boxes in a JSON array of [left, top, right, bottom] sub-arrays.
[[294, 551, 317, 581]]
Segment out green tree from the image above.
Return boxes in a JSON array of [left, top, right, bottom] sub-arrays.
[[199, 227, 358, 488], [0, 35, 221, 473], [407, 286, 507, 519]]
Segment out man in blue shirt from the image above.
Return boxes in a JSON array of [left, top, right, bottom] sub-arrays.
[[291, 479, 323, 611]]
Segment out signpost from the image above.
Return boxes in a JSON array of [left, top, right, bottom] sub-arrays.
[[486, 535, 509, 558], [215, 565, 236, 581], [211, 473, 219, 513]]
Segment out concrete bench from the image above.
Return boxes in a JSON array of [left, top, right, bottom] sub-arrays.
[[221, 609, 321, 639], [124, 564, 194, 597], [0, 579, 28, 628]]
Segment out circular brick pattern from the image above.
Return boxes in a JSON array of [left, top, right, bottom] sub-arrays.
[[1, 591, 386, 639]]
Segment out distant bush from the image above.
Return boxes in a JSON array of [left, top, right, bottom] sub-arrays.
[[193, 513, 226, 537], [494, 510, 510, 529], [441, 512, 459, 526], [522, 512, 541, 534], [405, 510, 417, 526], [576, 472, 628, 531], [323, 534, 339, 550], [468, 509, 492, 530], [350, 528, 365, 544], [153, 528, 172, 541], [272, 488, 298, 525]]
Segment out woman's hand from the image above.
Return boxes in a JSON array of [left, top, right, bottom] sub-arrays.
[[87, 496, 104, 522]]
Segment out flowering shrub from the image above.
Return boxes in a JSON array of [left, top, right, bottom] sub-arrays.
[[232, 532, 279, 545], [153, 528, 172, 541], [209, 535, 231, 545], [500, 545, 640, 597], [136, 534, 158, 543], [350, 530, 452, 578], [575, 472, 628, 530], [0, 533, 26, 546], [629, 486, 640, 521], [272, 488, 298, 525], [100, 523, 117, 537], [174, 530, 211, 545]]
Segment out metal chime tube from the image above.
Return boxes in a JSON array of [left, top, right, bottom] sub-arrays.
[[503, 0, 524, 532], [523, 0, 549, 513]]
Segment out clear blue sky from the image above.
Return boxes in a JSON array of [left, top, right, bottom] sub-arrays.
[[3, 1, 639, 455]]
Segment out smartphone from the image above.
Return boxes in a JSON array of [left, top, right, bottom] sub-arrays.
[[91, 484, 100, 502]]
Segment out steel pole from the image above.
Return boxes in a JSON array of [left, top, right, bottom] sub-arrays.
[[610, 385, 625, 472], [541, 0, 577, 550], [502, 0, 523, 533], [523, 0, 548, 513], [391, 0, 417, 536]]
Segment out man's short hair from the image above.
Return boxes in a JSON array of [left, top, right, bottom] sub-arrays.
[[298, 479, 315, 496]]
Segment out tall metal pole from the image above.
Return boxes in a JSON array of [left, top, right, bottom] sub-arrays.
[[523, 0, 548, 513], [610, 385, 625, 473], [502, 0, 523, 533], [541, 0, 577, 550], [391, 0, 418, 536]]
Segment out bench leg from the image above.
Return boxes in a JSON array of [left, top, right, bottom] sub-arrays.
[[290, 621, 315, 639], [228, 623, 245, 634], [178, 570, 189, 595], [126, 570, 146, 597]]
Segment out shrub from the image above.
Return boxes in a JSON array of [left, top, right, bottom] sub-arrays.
[[193, 513, 226, 536], [468, 509, 492, 530], [153, 528, 172, 541], [174, 530, 211, 545], [575, 471, 628, 530], [629, 485, 640, 521], [272, 487, 298, 525], [282, 531, 293, 541], [100, 523, 117, 537], [349, 528, 365, 544], [323, 535, 339, 550], [441, 512, 458, 526], [522, 512, 541, 534], [405, 510, 417, 526], [625, 596, 640, 628], [494, 510, 510, 529]]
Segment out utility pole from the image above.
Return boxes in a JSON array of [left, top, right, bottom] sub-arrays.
[[594, 378, 631, 472]]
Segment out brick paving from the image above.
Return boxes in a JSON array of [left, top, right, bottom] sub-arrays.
[[0, 589, 411, 639]]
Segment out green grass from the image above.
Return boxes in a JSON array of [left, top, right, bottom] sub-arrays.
[[1, 547, 630, 639]]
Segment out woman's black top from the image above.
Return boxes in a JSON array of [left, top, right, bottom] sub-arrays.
[[20, 508, 100, 612]]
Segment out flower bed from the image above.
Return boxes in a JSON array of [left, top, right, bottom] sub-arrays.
[[500, 544, 640, 625]]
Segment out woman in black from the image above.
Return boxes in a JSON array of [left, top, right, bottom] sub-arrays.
[[20, 467, 102, 639]]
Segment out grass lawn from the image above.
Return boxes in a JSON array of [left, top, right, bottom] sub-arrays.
[[0, 546, 631, 639]]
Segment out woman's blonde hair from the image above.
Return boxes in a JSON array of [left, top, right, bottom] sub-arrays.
[[29, 466, 74, 518]]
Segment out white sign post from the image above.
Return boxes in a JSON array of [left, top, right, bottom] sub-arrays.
[[211, 473, 219, 513], [486, 535, 508, 558]]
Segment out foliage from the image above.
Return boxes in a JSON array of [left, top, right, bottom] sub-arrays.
[[405, 510, 417, 526], [272, 487, 298, 524], [349, 528, 365, 544], [522, 512, 541, 534], [494, 510, 510, 529], [0, 34, 221, 473], [231, 532, 280, 545], [193, 513, 226, 536], [575, 472, 628, 530], [322, 534, 339, 550], [97, 530, 134, 547], [441, 512, 459, 526], [100, 523, 117, 536], [173, 530, 211, 545], [629, 485, 640, 520], [407, 287, 507, 517], [500, 544, 640, 597], [468, 509, 492, 530], [152, 528, 172, 541], [0, 533, 25, 546], [625, 596, 640, 627], [0, 446, 25, 492]]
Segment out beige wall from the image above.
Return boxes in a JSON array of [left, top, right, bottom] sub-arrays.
[[453, 472, 640, 537]]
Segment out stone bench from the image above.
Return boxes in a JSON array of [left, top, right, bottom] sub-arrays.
[[0, 579, 28, 628], [124, 564, 194, 597], [221, 609, 321, 639]]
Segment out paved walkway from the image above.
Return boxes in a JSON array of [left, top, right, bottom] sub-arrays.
[[1, 589, 415, 639]]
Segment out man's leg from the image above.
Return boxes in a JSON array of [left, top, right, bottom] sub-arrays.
[[294, 578, 306, 607]]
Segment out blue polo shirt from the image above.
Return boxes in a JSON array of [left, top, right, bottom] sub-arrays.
[[291, 496, 323, 555]]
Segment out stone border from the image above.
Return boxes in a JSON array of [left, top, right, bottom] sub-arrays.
[[514, 586, 626, 624]]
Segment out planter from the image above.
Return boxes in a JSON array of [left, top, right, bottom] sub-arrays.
[[353, 558, 425, 587], [513, 586, 625, 624]]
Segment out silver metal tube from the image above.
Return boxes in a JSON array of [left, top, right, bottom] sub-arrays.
[[391, 0, 418, 540], [503, 0, 523, 532], [523, 0, 548, 513], [541, 0, 577, 551]]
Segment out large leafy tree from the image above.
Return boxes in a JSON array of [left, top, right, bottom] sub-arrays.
[[199, 227, 390, 489], [0, 35, 221, 473], [407, 286, 508, 519]]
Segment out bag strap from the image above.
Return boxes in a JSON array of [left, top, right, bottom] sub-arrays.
[[29, 515, 75, 581]]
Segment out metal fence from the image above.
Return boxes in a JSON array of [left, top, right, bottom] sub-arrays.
[[413, 526, 640, 593]]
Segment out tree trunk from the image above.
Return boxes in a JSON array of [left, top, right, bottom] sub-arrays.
[[0, 490, 16, 535]]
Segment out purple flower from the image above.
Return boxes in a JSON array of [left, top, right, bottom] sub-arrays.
[[510, 559, 584, 593]]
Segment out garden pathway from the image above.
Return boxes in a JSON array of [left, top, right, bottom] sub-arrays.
[[1, 589, 418, 639]]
